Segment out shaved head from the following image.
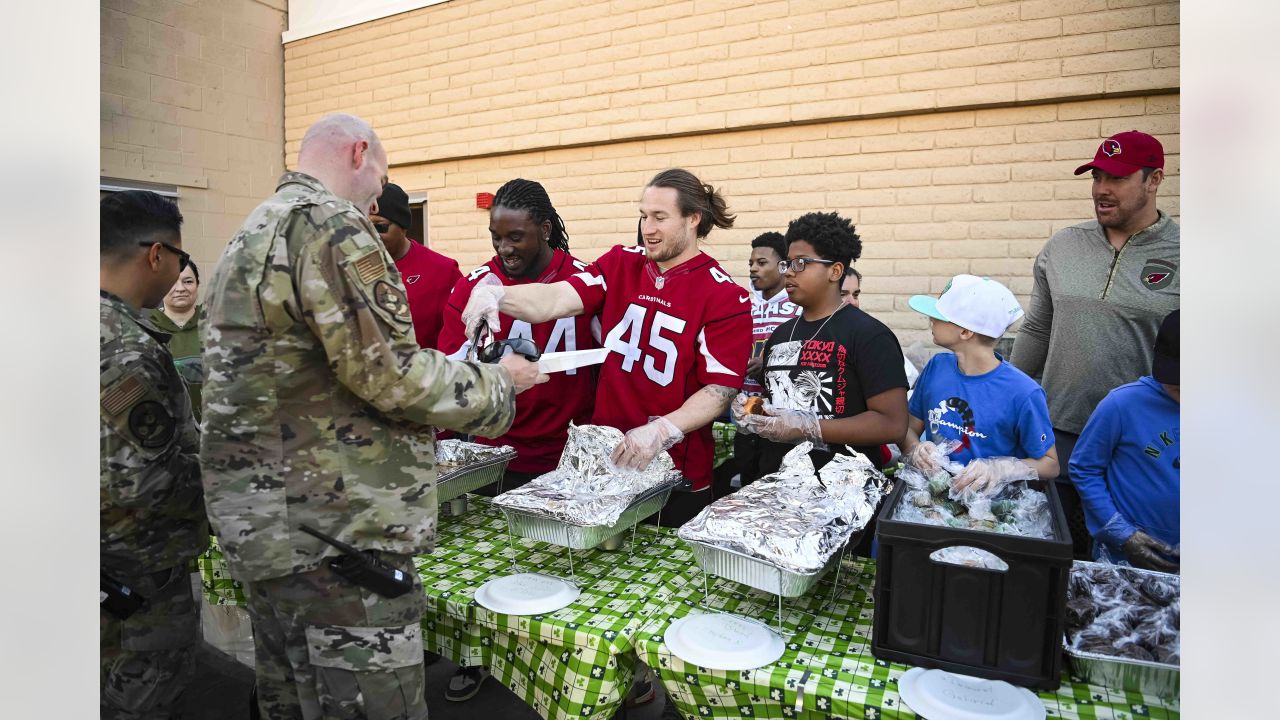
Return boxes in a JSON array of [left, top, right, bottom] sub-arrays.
[[296, 113, 387, 214]]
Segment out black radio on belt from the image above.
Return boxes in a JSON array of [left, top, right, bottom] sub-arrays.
[[101, 572, 147, 620], [299, 525, 414, 598]]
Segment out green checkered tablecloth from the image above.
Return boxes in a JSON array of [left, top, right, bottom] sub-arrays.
[[636, 557, 1180, 720], [197, 537, 246, 606], [418, 496, 702, 719]]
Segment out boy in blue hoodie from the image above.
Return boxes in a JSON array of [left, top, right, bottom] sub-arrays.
[[901, 275, 1059, 481], [1069, 310, 1180, 571]]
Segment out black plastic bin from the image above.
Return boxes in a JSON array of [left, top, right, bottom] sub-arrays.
[[871, 479, 1072, 690]]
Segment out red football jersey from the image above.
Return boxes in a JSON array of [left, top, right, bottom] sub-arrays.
[[439, 249, 599, 473], [395, 240, 462, 351], [566, 244, 751, 490]]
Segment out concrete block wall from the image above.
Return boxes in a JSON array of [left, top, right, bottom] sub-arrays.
[[390, 95, 1178, 350], [101, 0, 288, 274], [279, 0, 1180, 346]]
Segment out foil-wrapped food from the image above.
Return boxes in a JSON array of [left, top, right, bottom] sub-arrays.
[[678, 442, 891, 574], [1066, 563, 1180, 665], [435, 439, 516, 474], [491, 424, 681, 526]]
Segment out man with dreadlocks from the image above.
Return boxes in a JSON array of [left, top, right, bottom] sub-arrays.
[[436, 179, 600, 702], [462, 168, 752, 527]]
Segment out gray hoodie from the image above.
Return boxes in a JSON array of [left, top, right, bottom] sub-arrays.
[[1011, 211, 1179, 434]]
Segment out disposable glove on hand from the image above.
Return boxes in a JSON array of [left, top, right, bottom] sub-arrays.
[[741, 403, 823, 445], [462, 273, 506, 338], [1122, 531, 1180, 572], [904, 441, 944, 474], [610, 416, 684, 471], [729, 393, 753, 431], [952, 456, 1033, 496]]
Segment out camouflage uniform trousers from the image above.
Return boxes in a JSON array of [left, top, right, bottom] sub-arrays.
[[244, 551, 429, 720], [101, 565, 199, 720]]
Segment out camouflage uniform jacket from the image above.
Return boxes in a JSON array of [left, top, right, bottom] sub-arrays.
[[101, 290, 207, 579], [201, 171, 515, 582]]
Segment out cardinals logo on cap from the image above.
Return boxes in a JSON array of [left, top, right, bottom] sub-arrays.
[[1102, 139, 1122, 157]]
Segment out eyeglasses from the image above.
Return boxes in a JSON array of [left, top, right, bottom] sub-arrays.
[[778, 257, 837, 274], [140, 241, 190, 272]]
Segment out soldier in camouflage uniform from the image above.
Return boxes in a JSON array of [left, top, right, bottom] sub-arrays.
[[200, 113, 546, 720], [100, 190, 208, 719]]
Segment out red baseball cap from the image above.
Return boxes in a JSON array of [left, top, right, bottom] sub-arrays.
[[1074, 130, 1165, 177]]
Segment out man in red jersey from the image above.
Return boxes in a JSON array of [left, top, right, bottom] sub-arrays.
[[439, 179, 597, 487], [437, 179, 599, 703], [462, 168, 751, 527], [371, 182, 461, 350]]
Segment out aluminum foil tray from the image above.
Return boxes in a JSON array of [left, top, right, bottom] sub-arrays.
[[500, 481, 677, 550], [1064, 561, 1179, 699], [1064, 644, 1179, 700], [436, 448, 517, 504], [685, 536, 850, 598]]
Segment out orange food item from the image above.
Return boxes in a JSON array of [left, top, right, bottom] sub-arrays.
[[743, 396, 766, 416]]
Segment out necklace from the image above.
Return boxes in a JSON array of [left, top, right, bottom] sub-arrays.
[[787, 303, 845, 345]]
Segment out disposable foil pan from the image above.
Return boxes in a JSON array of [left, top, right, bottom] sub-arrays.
[[685, 535, 852, 598], [500, 481, 678, 550], [436, 448, 518, 503], [1064, 561, 1179, 699], [1064, 645, 1179, 700]]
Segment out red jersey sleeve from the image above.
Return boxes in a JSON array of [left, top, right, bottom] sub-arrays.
[[566, 244, 631, 317], [695, 310, 751, 389]]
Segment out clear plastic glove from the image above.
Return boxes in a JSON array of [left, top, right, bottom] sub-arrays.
[[904, 441, 944, 474], [952, 456, 1034, 496], [1122, 530, 1180, 572], [740, 402, 823, 445], [461, 273, 506, 337], [610, 416, 684, 470], [729, 393, 754, 430]]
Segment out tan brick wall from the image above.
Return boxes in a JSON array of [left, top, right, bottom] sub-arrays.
[[283, 0, 1179, 165], [390, 95, 1179, 349], [280, 0, 1180, 345], [101, 0, 288, 275]]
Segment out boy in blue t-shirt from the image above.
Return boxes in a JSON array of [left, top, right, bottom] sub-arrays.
[[1069, 310, 1179, 571], [901, 275, 1059, 480]]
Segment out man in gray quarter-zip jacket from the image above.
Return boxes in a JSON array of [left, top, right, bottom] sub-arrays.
[[1012, 130, 1179, 558]]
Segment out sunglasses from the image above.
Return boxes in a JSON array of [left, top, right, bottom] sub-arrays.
[[778, 257, 836, 274], [477, 337, 541, 363], [140, 241, 190, 272], [373, 222, 390, 234]]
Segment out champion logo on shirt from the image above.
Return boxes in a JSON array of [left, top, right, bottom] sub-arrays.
[[927, 397, 987, 449]]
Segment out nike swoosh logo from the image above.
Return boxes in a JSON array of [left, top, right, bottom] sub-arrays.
[[739, 295, 750, 303]]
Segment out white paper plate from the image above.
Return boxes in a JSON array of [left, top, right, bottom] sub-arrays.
[[664, 613, 785, 671], [898, 668, 1046, 720], [474, 573, 580, 616]]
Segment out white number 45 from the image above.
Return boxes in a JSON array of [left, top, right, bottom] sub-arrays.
[[603, 303, 686, 386]]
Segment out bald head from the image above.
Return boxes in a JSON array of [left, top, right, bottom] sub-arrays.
[[296, 113, 387, 214]]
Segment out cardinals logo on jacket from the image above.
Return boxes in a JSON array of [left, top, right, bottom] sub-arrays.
[[1141, 259, 1177, 290]]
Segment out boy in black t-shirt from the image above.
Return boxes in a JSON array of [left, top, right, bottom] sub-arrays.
[[733, 211, 909, 474]]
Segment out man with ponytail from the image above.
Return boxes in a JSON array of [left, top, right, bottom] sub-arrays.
[[462, 169, 752, 527]]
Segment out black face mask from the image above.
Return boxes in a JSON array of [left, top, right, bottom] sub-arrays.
[[373, 223, 390, 234]]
